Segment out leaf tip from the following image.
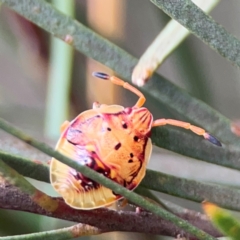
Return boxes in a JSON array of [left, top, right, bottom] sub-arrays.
[[202, 201, 219, 218]]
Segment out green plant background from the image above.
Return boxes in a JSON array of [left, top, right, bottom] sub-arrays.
[[0, 0, 239, 239]]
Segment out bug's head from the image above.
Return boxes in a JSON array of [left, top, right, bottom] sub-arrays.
[[124, 107, 153, 136]]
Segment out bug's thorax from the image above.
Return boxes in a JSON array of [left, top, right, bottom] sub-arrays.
[[123, 107, 153, 136]]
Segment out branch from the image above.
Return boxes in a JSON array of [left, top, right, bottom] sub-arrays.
[[0, 157, 59, 212], [0, 183, 221, 239], [0, 222, 101, 240], [0, 117, 217, 240], [0, 0, 239, 149]]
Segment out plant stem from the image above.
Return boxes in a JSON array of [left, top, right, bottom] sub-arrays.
[[44, 0, 75, 140], [0, 223, 101, 240]]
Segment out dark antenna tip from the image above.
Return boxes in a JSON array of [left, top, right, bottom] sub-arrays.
[[92, 72, 110, 80], [204, 133, 222, 147]]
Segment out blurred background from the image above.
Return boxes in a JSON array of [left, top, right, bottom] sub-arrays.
[[0, 0, 240, 239]]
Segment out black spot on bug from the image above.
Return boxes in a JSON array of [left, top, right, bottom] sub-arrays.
[[128, 159, 133, 163], [114, 143, 121, 150], [122, 123, 127, 129], [133, 136, 139, 142], [96, 115, 101, 118], [107, 127, 111, 131], [130, 153, 134, 158]]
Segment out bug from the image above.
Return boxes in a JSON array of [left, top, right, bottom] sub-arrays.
[[50, 72, 221, 210]]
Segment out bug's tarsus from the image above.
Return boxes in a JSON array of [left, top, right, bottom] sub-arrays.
[[92, 72, 110, 80], [204, 133, 222, 147]]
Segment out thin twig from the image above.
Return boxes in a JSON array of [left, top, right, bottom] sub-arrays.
[[0, 222, 102, 240]]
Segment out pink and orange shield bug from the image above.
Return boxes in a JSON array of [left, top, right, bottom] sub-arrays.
[[50, 72, 221, 210]]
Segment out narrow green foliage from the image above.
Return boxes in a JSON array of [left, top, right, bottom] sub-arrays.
[[203, 202, 240, 240], [132, 0, 219, 86], [0, 151, 49, 182], [152, 127, 240, 171], [0, 158, 37, 195], [151, 0, 240, 69], [142, 170, 240, 212], [45, 0, 75, 140]]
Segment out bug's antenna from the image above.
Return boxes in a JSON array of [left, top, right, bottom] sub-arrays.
[[204, 133, 222, 147], [92, 71, 146, 107], [92, 72, 110, 80]]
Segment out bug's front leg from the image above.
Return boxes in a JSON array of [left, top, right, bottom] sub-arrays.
[[152, 118, 221, 146]]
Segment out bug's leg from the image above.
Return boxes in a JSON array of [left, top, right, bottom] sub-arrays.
[[60, 121, 70, 133], [118, 198, 129, 208], [92, 72, 146, 108], [92, 101, 101, 109], [152, 119, 222, 146]]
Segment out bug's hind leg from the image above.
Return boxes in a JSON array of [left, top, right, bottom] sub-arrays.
[[92, 72, 146, 108], [152, 118, 221, 146]]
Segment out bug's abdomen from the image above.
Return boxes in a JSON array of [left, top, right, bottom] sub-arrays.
[[50, 137, 121, 209]]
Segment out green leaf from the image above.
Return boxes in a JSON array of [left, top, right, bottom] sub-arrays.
[[203, 202, 240, 240]]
